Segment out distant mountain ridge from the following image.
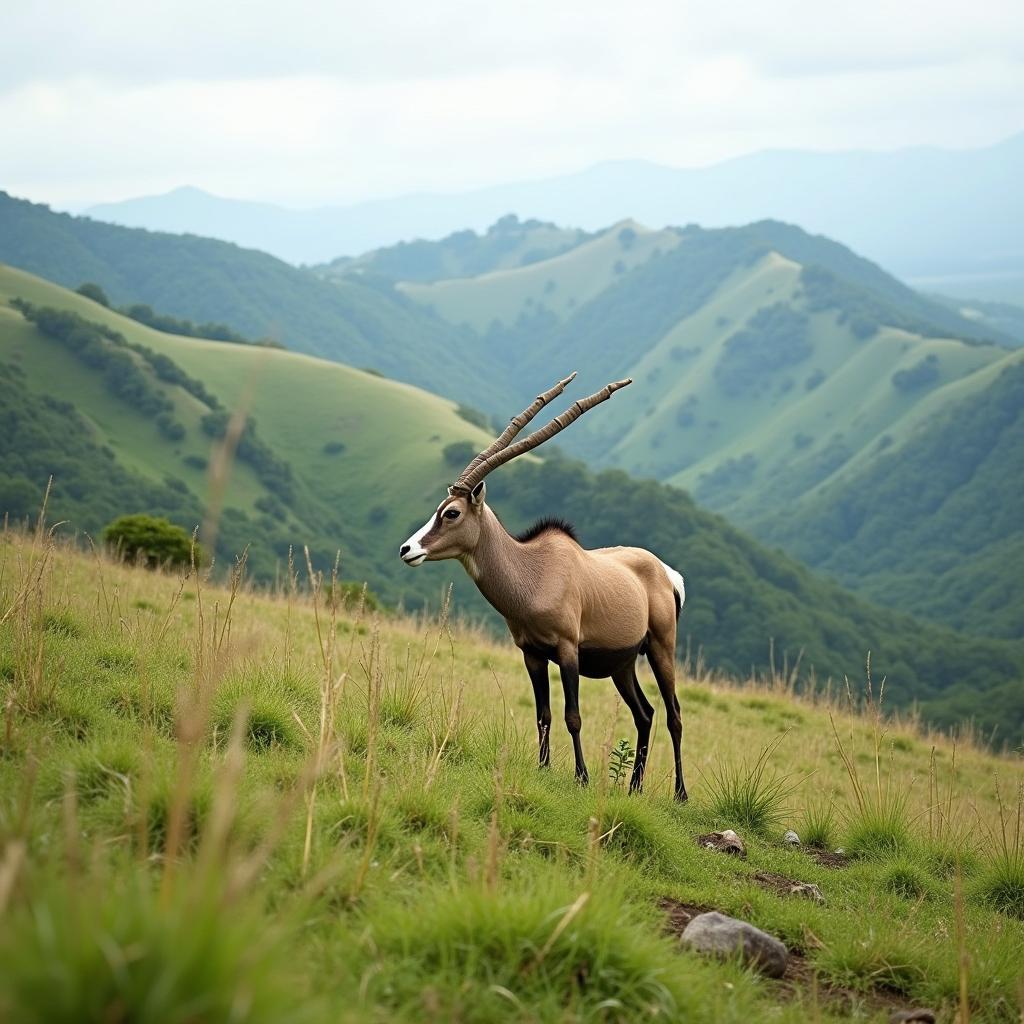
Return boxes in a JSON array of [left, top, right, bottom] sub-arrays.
[[80, 133, 1024, 300]]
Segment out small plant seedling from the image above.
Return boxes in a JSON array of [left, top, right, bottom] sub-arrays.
[[608, 738, 636, 788]]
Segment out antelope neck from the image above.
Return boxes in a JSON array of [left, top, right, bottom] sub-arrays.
[[460, 505, 546, 618]]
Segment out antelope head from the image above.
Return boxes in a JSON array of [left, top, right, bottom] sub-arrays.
[[399, 372, 631, 567]]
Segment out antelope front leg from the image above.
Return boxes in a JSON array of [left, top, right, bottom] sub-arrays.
[[557, 651, 588, 785], [523, 648, 552, 769]]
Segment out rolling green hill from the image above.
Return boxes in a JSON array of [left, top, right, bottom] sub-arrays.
[[318, 213, 594, 284], [346, 219, 1024, 640], [0, 191, 504, 411], [0, 262, 496, 605], [755, 358, 1024, 640], [2, 264, 1023, 738], [397, 221, 681, 332]]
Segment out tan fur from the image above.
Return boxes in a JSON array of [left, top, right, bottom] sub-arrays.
[[404, 489, 688, 799]]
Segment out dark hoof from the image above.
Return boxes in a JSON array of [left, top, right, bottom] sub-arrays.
[[675, 790, 689, 803]]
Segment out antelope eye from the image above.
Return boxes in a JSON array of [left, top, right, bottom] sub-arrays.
[[443, 508, 461, 521]]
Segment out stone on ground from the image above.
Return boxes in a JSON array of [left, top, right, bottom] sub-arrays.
[[681, 911, 788, 978]]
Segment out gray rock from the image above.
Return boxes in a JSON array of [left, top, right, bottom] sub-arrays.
[[681, 911, 788, 978], [698, 829, 746, 857], [788, 882, 825, 904], [783, 829, 801, 845]]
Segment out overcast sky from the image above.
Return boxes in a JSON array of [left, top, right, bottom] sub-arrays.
[[2, 0, 1022, 208]]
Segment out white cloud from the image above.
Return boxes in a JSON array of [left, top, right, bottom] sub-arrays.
[[1, 0, 1021, 206]]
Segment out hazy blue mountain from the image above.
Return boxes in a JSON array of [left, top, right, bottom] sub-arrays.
[[82, 134, 1024, 300]]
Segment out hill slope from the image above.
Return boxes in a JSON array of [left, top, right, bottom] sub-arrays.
[[756, 357, 1024, 639], [0, 191, 499, 409], [359, 220, 1024, 639], [2, 533, 1023, 1022], [2, 264, 1023, 738], [83, 132, 1024, 300]]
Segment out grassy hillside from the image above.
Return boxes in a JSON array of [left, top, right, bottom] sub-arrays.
[[3, 265, 1023, 738], [319, 214, 593, 283], [365, 220, 1023, 641], [0, 262, 495, 605], [1, 531, 1023, 1022], [757, 358, 1024, 640], [398, 221, 681, 332], [0, 192, 501, 409]]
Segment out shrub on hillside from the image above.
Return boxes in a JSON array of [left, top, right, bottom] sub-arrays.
[[76, 282, 110, 307], [443, 441, 477, 468], [102, 514, 199, 569]]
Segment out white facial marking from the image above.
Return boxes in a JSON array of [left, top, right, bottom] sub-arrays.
[[400, 501, 444, 566], [660, 560, 686, 608]]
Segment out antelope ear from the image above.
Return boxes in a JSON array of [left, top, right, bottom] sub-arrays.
[[470, 481, 486, 506]]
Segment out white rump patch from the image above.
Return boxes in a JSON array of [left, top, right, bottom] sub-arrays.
[[660, 560, 685, 608]]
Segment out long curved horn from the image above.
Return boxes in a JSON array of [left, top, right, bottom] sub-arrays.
[[452, 372, 577, 488], [452, 376, 632, 493]]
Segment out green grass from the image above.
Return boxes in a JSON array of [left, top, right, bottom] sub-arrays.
[[798, 799, 838, 850], [400, 221, 681, 331], [0, 261, 494, 608], [701, 737, 802, 833], [3, 532, 1022, 1021]]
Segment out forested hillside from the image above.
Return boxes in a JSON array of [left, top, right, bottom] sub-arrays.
[[0, 192, 503, 409], [757, 358, 1024, 639], [337, 218, 1024, 642], [1, 265, 1022, 740]]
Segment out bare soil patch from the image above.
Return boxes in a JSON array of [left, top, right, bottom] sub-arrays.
[[806, 848, 849, 868]]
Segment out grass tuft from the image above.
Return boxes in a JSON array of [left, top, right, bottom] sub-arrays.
[[798, 799, 837, 849], [845, 803, 911, 858], [42, 610, 80, 638], [880, 858, 932, 900], [361, 877, 680, 1020], [973, 780, 1024, 919], [702, 735, 800, 833], [831, 665, 913, 859]]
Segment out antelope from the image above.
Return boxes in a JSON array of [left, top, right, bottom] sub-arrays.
[[400, 373, 688, 801]]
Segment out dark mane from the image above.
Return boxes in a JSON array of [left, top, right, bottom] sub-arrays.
[[515, 517, 579, 544]]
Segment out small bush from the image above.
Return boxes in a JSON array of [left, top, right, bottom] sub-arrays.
[[102, 514, 199, 569], [75, 281, 110, 306], [322, 440, 346, 455], [443, 440, 477, 469], [455, 403, 490, 430]]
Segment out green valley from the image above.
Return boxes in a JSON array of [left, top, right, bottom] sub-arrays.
[[330, 219, 1024, 643], [1, 264, 1023, 741]]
